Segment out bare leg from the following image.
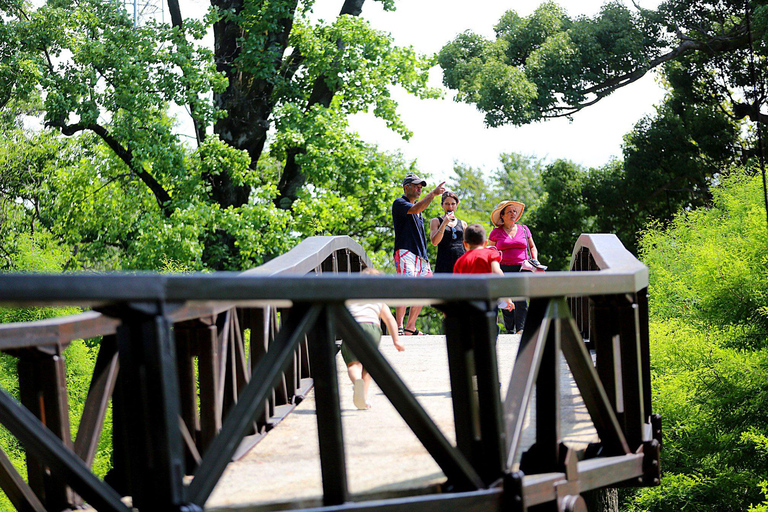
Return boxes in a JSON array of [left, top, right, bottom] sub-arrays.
[[347, 361, 363, 383], [396, 306, 407, 330], [405, 305, 423, 332], [349, 362, 369, 410], [362, 369, 372, 407]]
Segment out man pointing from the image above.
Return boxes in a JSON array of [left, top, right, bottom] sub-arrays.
[[392, 174, 445, 335]]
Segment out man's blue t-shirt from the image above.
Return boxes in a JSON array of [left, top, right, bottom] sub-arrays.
[[392, 196, 427, 259]]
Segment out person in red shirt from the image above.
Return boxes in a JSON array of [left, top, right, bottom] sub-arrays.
[[453, 224, 514, 311]]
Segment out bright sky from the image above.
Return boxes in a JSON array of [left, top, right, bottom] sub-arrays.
[[311, 0, 666, 183]]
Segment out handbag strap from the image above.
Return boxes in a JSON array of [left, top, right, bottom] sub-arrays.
[[521, 225, 530, 260]]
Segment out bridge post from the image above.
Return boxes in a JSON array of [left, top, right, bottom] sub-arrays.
[[110, 302, 187, 511], [590, 296, 619, 419], [539, 304, 562, 471], [443, 309, 479, 466], [16, 347, 73, 510], [441, 301, 505, 486], [245, 307, 272, 433], [617, 300, 645, 451], [470, 303, 507, 485], [306, 304, 348, 505]]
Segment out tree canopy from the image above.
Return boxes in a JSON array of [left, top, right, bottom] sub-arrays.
[[438, 0, 768, 129], [0, 0, 438, 271]]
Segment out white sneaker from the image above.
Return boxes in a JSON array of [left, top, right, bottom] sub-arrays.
[[353, 380, 368, 410]]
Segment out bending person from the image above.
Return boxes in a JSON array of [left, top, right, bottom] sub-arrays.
[[487, 200, 539, 335], [341, 269, 405, 410], [429, 190, 467, 273]]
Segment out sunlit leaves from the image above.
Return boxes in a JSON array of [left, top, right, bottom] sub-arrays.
[[626, 171, 768, 511], [438, 0, 764, 127]]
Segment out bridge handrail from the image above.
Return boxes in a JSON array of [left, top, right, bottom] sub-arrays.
[[0, 235, 371, 349], [0, 234, 659, 512], [570, 233, 648, 283], [242, 235, 373, 276]]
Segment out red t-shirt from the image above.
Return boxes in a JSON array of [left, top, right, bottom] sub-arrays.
[[453, 247, 502, 274]]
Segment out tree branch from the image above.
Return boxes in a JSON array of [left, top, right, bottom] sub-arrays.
[[542, 28, 751, 121], [166, 0, 207, 147], [55, 122, 174, 216], [275, 0, 367, 209]]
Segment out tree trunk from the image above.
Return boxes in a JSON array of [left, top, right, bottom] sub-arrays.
[[210, 0, 300, 209], [274, 0, 367, 209], [583, 488, 618, 512]]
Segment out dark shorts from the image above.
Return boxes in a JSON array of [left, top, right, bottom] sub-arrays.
[[340, 322, 382, 365]]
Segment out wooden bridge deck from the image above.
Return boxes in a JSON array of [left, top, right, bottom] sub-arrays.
[[205, 333, 597, 511]]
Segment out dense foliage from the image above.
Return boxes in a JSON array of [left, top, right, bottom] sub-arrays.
[[0, 235, 110, 511], [0, 0, 438, 271], [624, 170, 768, 511], [438, 0, 758, 250]]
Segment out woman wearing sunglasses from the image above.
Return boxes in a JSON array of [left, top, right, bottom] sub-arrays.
[[429, 191, 467, 273]]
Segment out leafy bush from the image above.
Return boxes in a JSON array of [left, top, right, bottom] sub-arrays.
[[0, 232, 112, 508], [623, 170, 768, 511]]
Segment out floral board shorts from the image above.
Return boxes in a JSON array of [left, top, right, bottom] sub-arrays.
[[394, 249, 433, 277]]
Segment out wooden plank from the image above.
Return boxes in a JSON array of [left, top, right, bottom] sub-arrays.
[[308, 306, 348, 506], [0, 445, 46, 512], [0, 311, 118, 350], [503, 298, 551, 469], [443, 311, 478, 465], [74, 335, 119, 467], [206, 488, 504, 512], [198, 324, 222, 454], [618, 301, 645, 450], [174, 325, 200, 472]]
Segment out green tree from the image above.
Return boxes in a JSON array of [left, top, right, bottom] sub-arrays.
[[438, 0, 766, 131], [527, 159, 592, 269], [447, 152, 545, 227], [1, 0, 439, 270], [623, 170, 768, 511]]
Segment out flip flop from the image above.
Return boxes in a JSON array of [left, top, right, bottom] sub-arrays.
[[397, 327, 405, 336], [353, 380, 369, 410], [403, 328, 425, 336]]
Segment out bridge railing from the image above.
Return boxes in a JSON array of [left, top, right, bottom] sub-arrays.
[[0, 234, 659, 512], [0, 236, 371, 512]]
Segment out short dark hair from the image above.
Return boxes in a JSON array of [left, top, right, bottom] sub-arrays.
[[463, 223, 486, 246]]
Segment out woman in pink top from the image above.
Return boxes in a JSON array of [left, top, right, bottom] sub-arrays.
[[487, 200, 539, 334]]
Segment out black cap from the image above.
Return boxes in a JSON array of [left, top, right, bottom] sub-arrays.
[[402, 174, 427, 186]]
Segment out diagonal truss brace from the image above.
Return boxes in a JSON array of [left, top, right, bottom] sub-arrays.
[[504, 297, 629, 470]]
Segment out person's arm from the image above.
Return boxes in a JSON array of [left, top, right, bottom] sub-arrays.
[[430, 217, 449, 246], [380, 305, 405, 351], [407, 182, 445, 214], [490, 260, 504, 277], [491, 260, 514, 311], [486, 228, 497, 248]]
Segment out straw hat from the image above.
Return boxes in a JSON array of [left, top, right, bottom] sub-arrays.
[[490, 200, 525, 227]]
